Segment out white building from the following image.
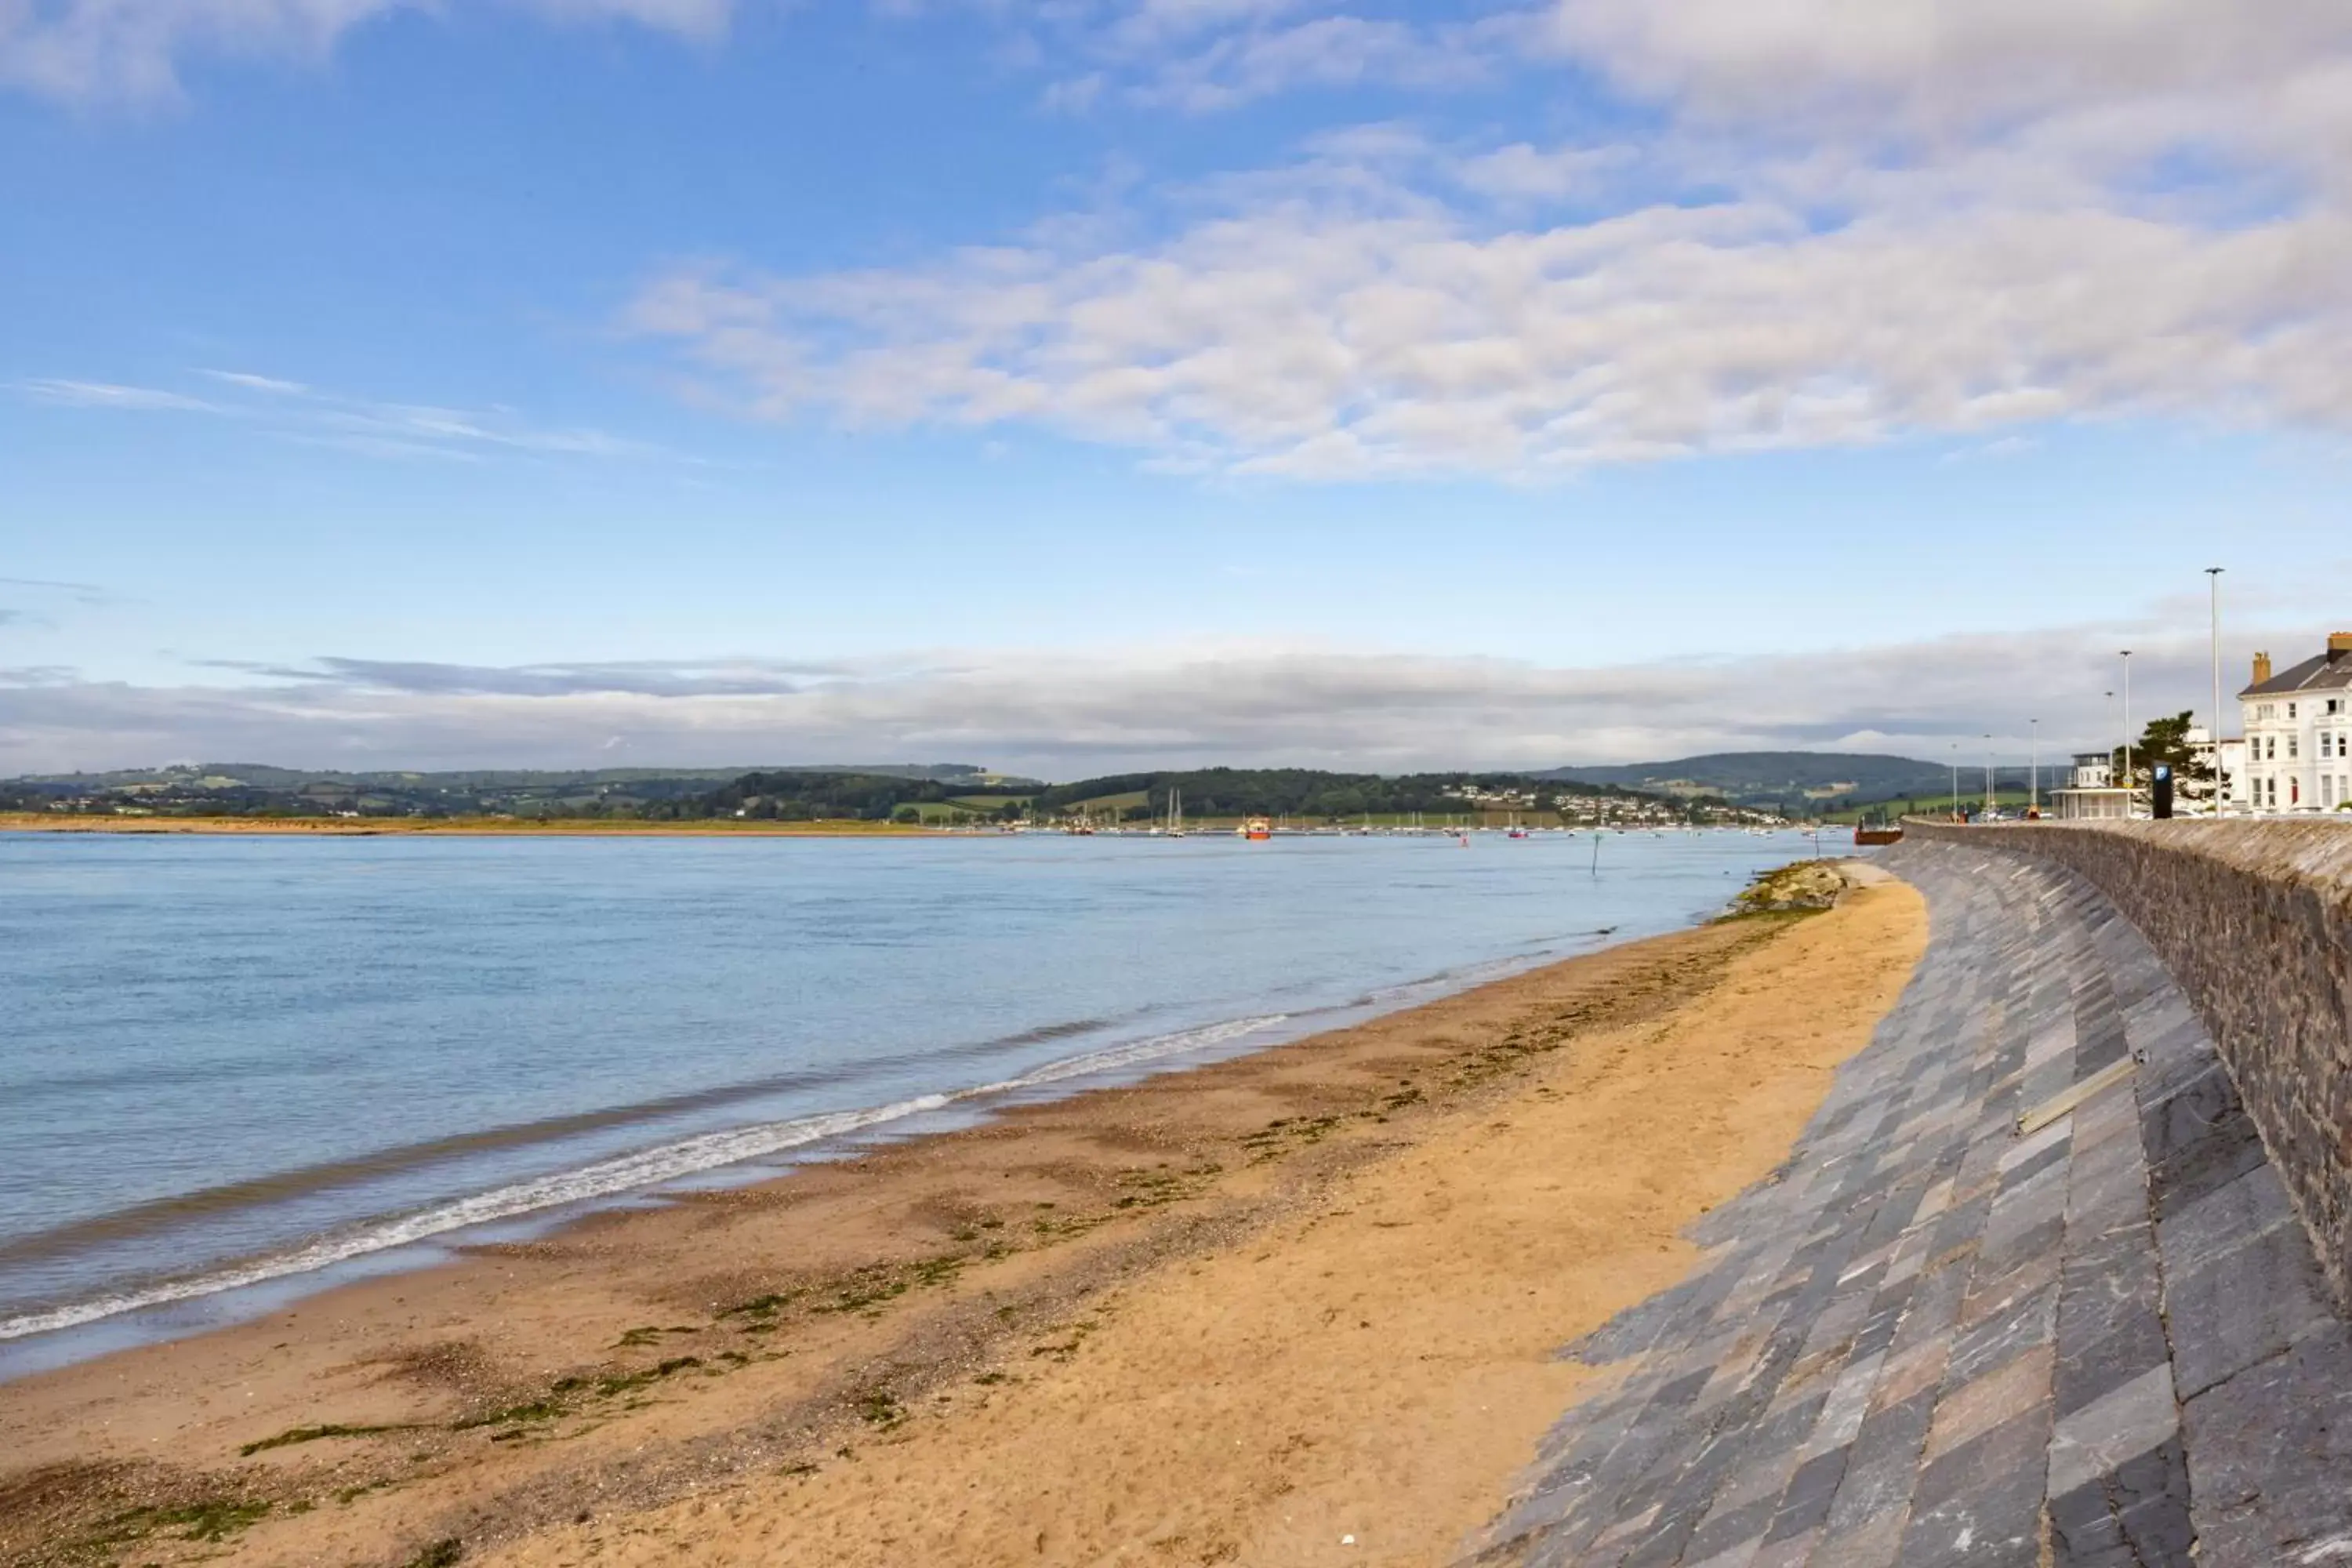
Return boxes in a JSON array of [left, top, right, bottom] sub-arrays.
[[2240, 634, 2352, 813], [2186, 728, 2247, 811], [2052, 751, 2131, 819]]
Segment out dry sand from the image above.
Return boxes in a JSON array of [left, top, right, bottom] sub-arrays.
[[0, 873, 1926, 1568]]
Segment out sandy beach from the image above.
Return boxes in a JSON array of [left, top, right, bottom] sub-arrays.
[[0, 869, 1926, 1568]]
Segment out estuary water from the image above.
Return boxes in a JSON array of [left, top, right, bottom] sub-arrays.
[[0, 827, 1823, 1366]]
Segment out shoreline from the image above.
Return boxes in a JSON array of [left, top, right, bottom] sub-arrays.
[[0, 814, 941, 837], [0, 869, 1925, 1568], [0, 815, 1817, 840], [0, 953, 1529, 1362]]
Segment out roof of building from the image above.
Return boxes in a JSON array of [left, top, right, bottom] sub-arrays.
[[2239, 647, 2352, 698]]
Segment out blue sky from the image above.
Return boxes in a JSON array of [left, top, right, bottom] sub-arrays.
[[4, 0, 2348, 776]]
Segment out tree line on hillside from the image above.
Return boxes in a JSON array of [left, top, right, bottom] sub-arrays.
[[5, 765, 1676, 824], [1029, 768, 1656, 822], [583, 768, 1665, 823], [690, 771, 1012, 822]]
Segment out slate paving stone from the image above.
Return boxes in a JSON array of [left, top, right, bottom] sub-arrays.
[[1813, 1504, 1907, 1568], [2165, 1218, 2339, 1399], [2141, 1066, 2270, 1223], [1901, 1450, 2048, 1568], [1678, 1492, 1777, 1565], [2046, 1363, 2178, 1501], [1821, 1387, 1933, 1534], [2048, 1436, 2193, 1568], [1943, 1279, 2058, 1388], [1468, 843, 2352, 1566], [2180, 1324, 2352, 1566]]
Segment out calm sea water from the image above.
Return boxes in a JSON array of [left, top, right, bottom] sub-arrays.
[[0, 827, 1826, 1367]]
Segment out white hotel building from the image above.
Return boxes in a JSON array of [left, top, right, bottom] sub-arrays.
[[2239, 634, 2352, 813]]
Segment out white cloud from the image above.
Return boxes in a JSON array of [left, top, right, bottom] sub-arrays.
[[1541, 0, 2352, 136], [0, 617, 2306, 776], [0, 0, 734, 103], [633, 158, 2352, 476], [1453, 141, 1632, 202], [619, 1, 2352, 477]]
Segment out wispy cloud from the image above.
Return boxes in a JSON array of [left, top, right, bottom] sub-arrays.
[[0, 0, 736, 104], [0, 575, 116, 630], [14, 378, 226, 412], [194, 655, 852, 697], [199, 368, 309, 394], [1, 612, 2321, 776], [0, 576, 111, 603], [13, 371, 684, 466]]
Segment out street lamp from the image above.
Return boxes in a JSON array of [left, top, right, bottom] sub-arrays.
[[2120, 650, 2135, 816], [1949, 742, 1959, 822], [1984, 732, 1994, 818], [2207, 568, 2225, 815], [2030, 718, 2039, 817], [2105, 690, 2115, 789]]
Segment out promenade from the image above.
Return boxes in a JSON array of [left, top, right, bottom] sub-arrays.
[[1474, 838, 2352, 1567]]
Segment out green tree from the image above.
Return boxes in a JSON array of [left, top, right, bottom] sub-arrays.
[[2114, 710, 2211, 797]]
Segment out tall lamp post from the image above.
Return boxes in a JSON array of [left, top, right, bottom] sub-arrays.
[[1984, 732, 1994, 818], [2206, 568, 2225, 815], [2030, 718, 2040, 817], [2120, 650, 2135, 816], [1949, 742, 1959, 822], [2106, 690, 2116, 791]]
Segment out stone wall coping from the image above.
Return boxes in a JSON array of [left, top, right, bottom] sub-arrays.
[[1901, 818, 2352, 915]]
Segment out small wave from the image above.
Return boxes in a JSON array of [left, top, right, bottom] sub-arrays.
[[0, 1014, 1128, 1272], [968, 1013, 1287, 1094], [0, 1012, 1287, 1344]]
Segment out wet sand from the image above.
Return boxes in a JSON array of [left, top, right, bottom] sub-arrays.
[[0, 871, 1926, 1568]]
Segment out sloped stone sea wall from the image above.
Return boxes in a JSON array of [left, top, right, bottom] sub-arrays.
[[1900, 818, 2352, 1311]]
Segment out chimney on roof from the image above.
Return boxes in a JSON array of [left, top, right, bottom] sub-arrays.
[[2253, 651, 2273, 684], [2331, 632, 2352, 660]]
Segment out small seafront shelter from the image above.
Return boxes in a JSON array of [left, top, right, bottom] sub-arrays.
[[2053, 789, 2132, 820], [2052, 753, 2132, 820]]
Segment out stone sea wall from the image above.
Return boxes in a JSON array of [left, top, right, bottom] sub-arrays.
[[1900, 817, 2352, 1310]]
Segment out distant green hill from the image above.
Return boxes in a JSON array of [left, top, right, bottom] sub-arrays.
[[3, 762, 1695, 825], [13, 762, 1011, 789], [1, 762, 1038, 819], [1538, 752, 1958, 813]]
